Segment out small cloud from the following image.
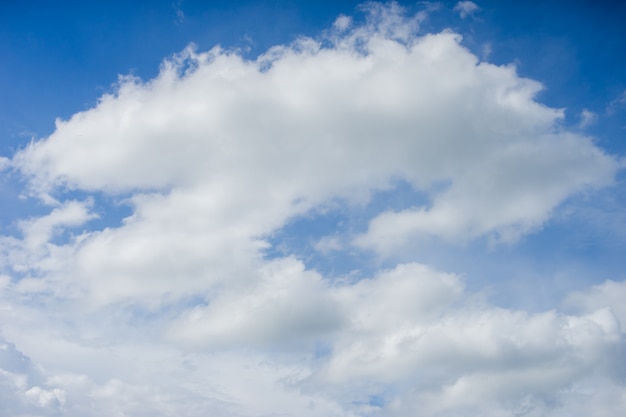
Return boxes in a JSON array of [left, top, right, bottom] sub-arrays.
[[0, 156, 9, 171], [419, 1, 442, 13], [454, 1, 480, 19], [333, 15, 352, 32], [607, 89, 626, 115], [579, 109, 597, 128], [481, 42, 492, 60], [18, 200, 97, 249], [173, 0, 185, 25]]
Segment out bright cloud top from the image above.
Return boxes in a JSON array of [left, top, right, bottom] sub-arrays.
[[0, 3, 625, 417]]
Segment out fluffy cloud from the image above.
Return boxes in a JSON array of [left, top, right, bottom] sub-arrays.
[[0, 3, 624, 417], [13, 17, 617, 258], [2, 264, 625, 416], [564, 279, 626, 328], [0, 336, 66, 416], [168, 257, 344, 349], [7, 4, 617, 303], [302, 265, 625, 416]]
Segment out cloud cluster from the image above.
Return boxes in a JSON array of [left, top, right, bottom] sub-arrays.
[[0, 336, 66, 416], [1, 262, 625, 416], [0, 3, 624, 416], [9, 6, 617, 293]]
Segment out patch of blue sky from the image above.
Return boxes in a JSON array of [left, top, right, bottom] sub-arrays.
[[267, 188, 624, 314], [367, 393, 387, 408], [312, 341, 333, 360], [263, 179, 433, 278], [351, 392, 389, 409], [263, 174, 626, 312], [262, 202, 369, 278], [403, 188, 626, 312], [79, 191, 135, 232], [437, 1, 626, 140], [122, 293, 209, 324], [0, 177, 40, 236]]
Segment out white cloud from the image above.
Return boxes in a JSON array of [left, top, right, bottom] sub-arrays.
[[579, 108, 597, 128], [3, 261, 626, 416], [332, 15, 352, 32], [0, 200, 96, 295], [0, 3, 624, 417], [10, 14, 618, 265], [0, 156, 9, 171], [481, 41, 492, 60], [454, 1, 480, 19], [302, 266, 625, 416], [356, 129, 616, 253], [0, 336, 66, 415], [167, 257, 344, 349], [564, 279, 626, 326], [17, 200, 96, 250]]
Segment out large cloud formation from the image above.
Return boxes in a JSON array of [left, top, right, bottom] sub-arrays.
[[1, 3, 624, 416]]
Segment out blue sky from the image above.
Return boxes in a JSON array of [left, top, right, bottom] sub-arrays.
[[1, 1, 626, 416]]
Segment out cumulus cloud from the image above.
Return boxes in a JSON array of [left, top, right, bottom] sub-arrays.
[[10, 5, 617, 268], [2, 265, 626, 416], [564, 279, 626, 326], [0, 336, 66, 416], [167, 257, 345, 349], [0, 3, 624, 417]]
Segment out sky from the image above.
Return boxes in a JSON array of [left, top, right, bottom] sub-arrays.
[[1, 1, 626, 416]]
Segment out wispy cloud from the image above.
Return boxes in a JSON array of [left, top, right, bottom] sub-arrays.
[[454, 1, 480, 19], [173, 0, 185, 25], [607, 89, 626, 114], [579, 108, 597, 128]]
